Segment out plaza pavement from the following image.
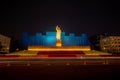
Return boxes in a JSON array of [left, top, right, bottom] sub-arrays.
[[2, 50, 112, 57]]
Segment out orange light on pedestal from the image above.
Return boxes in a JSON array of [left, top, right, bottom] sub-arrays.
[[56, 40, 62, 47], [28, 46, 91, 51]]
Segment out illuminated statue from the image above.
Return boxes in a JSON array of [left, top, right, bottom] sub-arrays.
[[56, 25, 62, 47], [56, 25, 61, 40]]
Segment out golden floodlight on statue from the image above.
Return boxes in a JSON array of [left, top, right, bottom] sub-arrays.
[[56, 25, 62, 47]]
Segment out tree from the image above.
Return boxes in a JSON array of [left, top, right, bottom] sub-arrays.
[[0, 41, 3, 51]]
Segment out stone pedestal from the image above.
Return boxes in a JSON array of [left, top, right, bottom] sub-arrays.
[[56, 40, 62, 47]]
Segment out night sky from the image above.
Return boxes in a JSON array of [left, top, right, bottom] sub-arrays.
[[0, 0, 120, 39]]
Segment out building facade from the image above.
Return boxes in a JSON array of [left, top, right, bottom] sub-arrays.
[[0, 34, 11, 53], [20, 32, 90, 49], [100, 36, 120, 53]]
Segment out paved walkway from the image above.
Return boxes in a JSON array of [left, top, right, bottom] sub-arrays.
[[0, 50, 113, 58]]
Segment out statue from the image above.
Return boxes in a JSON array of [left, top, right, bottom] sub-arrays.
[[56, 25, 61, 40], [56, 25, 62, 47]]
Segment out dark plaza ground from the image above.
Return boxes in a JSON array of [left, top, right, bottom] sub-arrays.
[[0, 63, 120, 80], [0, 50, 120, 80]]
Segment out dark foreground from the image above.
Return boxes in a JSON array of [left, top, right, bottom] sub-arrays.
[[0, 63, 120, 80]]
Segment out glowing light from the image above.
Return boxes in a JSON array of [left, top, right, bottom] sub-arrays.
[[28, 46, 91, 51], [56, 25, 62, 47], [56, 25, 61, 40], [56, 40, 62, 47]]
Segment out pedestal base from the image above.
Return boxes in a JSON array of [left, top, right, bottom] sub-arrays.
[[28, 46, 91, 51], [56, 40, 62, 47]]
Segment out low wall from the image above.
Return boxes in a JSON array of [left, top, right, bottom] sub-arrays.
[[28, 46, 91, 51]]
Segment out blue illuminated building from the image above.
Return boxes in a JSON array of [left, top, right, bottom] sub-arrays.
[[20, 32, 90, 49]]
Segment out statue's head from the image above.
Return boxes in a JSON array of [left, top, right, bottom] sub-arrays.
[[56, 25, 60, 30]]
